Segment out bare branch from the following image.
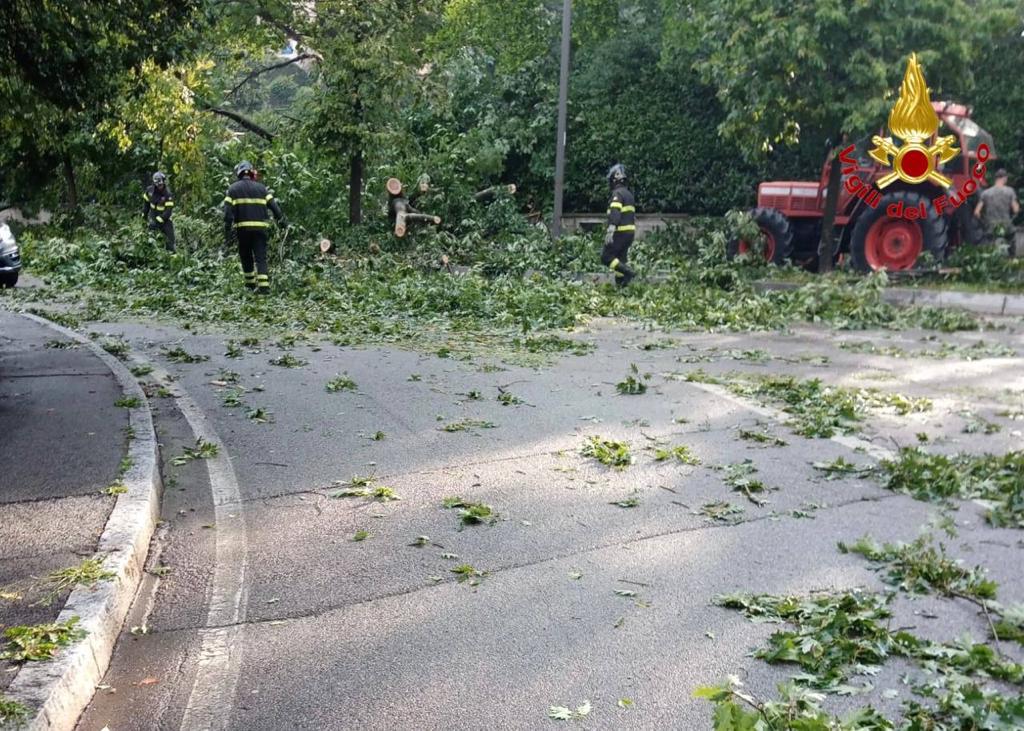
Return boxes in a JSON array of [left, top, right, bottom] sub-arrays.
[[205, 107, 276, 141], [228, 53, 318, 96]]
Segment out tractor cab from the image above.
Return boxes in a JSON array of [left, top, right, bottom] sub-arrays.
[[934, 102, 995, 182]]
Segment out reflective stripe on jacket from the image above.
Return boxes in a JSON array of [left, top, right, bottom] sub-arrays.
[[143, 185, 175, 221], [223, 179, 283, 230], [607, 185, 636, 234]]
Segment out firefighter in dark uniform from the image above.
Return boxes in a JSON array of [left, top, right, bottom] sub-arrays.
[[143, 171, 176, 252], [602, 163, 636, 287], [223, 161, 287, 294]]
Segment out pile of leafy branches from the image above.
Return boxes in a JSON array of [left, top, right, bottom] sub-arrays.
[[878, 448, 1024, 528], [707, 589, 1024, 727], [690, 372, 932, 438], [4, 209, 981, 359], [838, 534, 997, 601]]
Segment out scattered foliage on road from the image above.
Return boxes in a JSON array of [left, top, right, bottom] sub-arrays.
[[615, 364, 649, 395], [450, 564, 485, 585], [0, 695, 30, 727], [812, 456, 873, 480], [581, 436, 632, 470], [163, 345, 209, 364], [326, 374, 357, 393], [838, 533, 997, 601], [698, 501, 744, 523], [269, 353, 307, 368], [720, 460, 770, 506], [1, 617, 86, 663], [737, 427, 787, 447], [548, 700, 591, 721], [171, 439, 219, 465], [440, 419, 497, 433], [652, 443, 701, 465], [442, 497, 497, 525], [35, 558, 116, 607], [878, 448, 1024, 528]]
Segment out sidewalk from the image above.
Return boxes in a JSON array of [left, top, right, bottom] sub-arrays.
[[0, 312, 128, 692]]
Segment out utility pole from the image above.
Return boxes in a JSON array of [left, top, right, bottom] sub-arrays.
[[551, 0, 572, 239]]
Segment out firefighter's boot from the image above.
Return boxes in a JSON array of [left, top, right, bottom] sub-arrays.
[[243, 270, 257, 291]]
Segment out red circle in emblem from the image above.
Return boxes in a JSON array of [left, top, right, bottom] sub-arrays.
[[900, 149, 929, 178]]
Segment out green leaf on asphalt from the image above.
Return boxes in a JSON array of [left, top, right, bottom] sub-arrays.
[[548, 706, 572, 721], [610, 496, 640, 508], [352, 530, 370, 542], [269, 353, 307, 368], [171, 439, 219, 465], [326, 374, 357, 392]]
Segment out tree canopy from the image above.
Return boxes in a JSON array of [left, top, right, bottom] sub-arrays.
[[1, 0, 1021, 228]]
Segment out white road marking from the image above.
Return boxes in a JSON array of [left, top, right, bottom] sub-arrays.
[[140, 361, 249, 731]]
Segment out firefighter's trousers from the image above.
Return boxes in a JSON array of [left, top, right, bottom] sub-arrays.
[[601, 234, 635, 286], [237, 229, 270, 292]]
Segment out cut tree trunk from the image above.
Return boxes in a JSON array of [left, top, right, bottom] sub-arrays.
[[474, 184, 517, 201], [387, 177, 441, 237], [392, 198, 440, 238], [818, 149, 843, 273], [349, 149, 363, 225]]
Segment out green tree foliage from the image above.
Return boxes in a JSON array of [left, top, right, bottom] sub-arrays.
[[972, 19, 1024, 175], [1, 0, 1020, 229], [304, 0, 442, 224], [0, 0, 199, 207], [666, 0, 1003, 153]]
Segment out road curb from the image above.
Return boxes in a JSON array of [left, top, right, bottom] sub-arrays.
[[754, 280, 1024, 316], [7, 313, 161, 731]]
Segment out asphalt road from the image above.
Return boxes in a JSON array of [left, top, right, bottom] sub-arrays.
[[73, 317, 1024, 730], [0, 312, 126, 690]]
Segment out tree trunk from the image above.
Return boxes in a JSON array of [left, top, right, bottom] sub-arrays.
[[62, 154, 79, 211], [817, 149, 843, 273], [349, 149, 363, 225]]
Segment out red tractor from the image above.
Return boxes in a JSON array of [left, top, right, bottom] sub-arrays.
[[733, 101, 996, 271]]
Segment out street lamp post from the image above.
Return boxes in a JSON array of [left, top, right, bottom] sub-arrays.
[[550, 0, 572, 239]]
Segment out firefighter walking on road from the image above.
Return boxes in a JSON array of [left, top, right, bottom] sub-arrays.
[[143, 171, 176, 252], [223, 161, 287, 294], [602, 164, 636, 287]]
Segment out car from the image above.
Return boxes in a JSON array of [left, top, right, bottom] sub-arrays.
[[0, 222, 22, 287]]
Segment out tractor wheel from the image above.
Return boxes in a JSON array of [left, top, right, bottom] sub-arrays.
[[957, 197, 985, 246], [850, 190, 948, 272], [727, 208, 794, 266]]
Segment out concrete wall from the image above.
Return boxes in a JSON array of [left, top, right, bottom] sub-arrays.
[[560, 213, 691, 241]]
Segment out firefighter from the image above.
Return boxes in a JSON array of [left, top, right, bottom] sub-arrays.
[[223, 161, 287, 294], [602, 163, 636, 287], [143, 171, 176, 252]]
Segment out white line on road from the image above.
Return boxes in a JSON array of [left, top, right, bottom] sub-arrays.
[[140, 361, 250, 731]]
